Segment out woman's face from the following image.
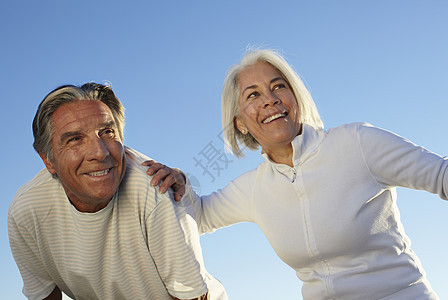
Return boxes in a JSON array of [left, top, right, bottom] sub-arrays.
[[235, 62, 301, 153]]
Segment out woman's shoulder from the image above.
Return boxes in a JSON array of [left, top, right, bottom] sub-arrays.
[[223, 161, 266, 187], [324, 122, 378, 141], [326, 122, 373, 134]]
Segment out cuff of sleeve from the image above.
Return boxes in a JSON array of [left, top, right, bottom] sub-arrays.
[[168, 283, 208, 299], [25, 283, 57, 300]]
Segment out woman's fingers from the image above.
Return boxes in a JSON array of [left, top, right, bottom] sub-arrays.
[[143, 160, 186, 201]]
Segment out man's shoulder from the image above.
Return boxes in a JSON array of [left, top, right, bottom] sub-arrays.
[[120, 146, 174, 209], [124, 146, 152, 177], [9, 168, 61, 222], [12, 168, 58, 202], [123, 146, 162, 186]]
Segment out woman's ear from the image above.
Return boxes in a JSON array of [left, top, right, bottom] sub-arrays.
[[38, 151, 57, 175], [234, 117, 248, 135]]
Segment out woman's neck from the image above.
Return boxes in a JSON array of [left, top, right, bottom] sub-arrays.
[[263, 124, 302, 168], [265, 144, 294, 167]]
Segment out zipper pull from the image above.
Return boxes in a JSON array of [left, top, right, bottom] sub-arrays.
[[292, 168, 297, 183]]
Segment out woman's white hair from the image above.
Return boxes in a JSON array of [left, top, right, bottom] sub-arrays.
[[221, 49, 323, 157]]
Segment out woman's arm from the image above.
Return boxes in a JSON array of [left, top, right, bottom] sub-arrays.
[[358, 123, 448, 199], [142, 160, 255, 233]]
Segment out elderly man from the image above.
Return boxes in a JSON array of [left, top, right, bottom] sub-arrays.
[[8, 83, 227, 300]]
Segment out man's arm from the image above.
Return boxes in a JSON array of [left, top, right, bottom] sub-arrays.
[[147, 190, 209, 299], [43, 286, 62, 300], [8, 208, 59, 300]]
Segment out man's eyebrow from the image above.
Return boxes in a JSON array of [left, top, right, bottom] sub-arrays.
[[101, 120, 117, 129], [59, 121, 117, 144], [60, 130, 83, 144]]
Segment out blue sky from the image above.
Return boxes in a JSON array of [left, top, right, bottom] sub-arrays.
[[1, 1, 447, 299]]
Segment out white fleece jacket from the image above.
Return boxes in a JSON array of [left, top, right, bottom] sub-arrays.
[[191, 122, 447, 300]]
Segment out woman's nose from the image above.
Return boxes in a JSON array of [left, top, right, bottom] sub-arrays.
[[263, 92, 280, 108]]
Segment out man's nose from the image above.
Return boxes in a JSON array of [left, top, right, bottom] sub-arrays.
[[86, 136, 110, 161]]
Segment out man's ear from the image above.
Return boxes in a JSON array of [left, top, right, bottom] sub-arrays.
[[38, 151, 57, 175], [234, 117, 248, 135]]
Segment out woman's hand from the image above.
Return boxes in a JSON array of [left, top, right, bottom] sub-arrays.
[[142, 160, 186, 202]]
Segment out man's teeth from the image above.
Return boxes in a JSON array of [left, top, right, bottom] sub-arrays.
[[263, 112, 286, 124], [88, 169, 110, 176]]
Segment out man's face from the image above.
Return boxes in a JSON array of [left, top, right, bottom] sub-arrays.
[[40, 100, 126, 212]]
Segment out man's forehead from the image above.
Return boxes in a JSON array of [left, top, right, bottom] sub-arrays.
[[52, 101, 116, 132]]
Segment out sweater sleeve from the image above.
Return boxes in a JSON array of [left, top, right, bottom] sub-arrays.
[[357, 123, 448, 200], [183, 170, 255, 235], [7, 203, 56, 300], [146, 189, 208, 299]]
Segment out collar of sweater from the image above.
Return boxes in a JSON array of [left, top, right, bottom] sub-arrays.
[[261, 124, 325, 177]]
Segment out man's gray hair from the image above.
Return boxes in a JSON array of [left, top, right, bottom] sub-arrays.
[[32, 82, 125, 162]]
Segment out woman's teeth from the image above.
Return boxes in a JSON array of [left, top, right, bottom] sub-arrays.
[[263, 112, 286, 124]]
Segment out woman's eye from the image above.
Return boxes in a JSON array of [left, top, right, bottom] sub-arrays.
[[273, 83, 286, 91], [247, 92, 259, 99]]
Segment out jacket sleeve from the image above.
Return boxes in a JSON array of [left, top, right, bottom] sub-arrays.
[[357, 123, 448, 200], [183, 170, 255, 235]]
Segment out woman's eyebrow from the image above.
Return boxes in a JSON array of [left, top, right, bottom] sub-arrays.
[[241, 77, 286, 96], [270, 77, 284, 84], [241, 84, 258, 97]]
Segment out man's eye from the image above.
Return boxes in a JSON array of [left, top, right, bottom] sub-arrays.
[[101, 128, 115, 137], [67, 137, 80, 144]]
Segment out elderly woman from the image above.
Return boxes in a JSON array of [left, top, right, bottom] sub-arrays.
[[147, 49, 447, 299]]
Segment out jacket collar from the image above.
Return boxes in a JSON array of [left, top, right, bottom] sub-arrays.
[[261, 124, 325, 174]]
